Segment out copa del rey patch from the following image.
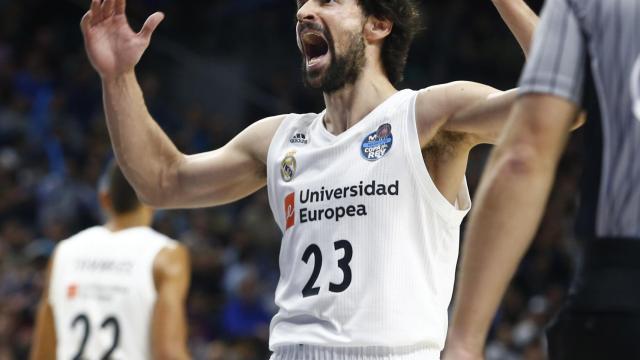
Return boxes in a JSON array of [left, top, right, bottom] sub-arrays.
[[361, 123, 393, 161]]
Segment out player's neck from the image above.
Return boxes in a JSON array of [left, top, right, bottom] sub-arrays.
[[322, 70, 396, 135], [105, 210, 152, 232]]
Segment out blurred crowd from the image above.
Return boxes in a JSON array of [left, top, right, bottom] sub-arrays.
[[0, 0, 585, 359]]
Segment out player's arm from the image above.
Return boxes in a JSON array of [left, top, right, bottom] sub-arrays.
[[417, 81, 585, 147], [445, 0, 539, 138], [30, 258, 56, 360], [416, 0, 535, 146], [416, 82, 518, 146], [492, 0, 539, 55], [151, 245, 191, 360], [444, 0, 586, 357], [415, 0, 540, 145], [81, 0, 284, 209]]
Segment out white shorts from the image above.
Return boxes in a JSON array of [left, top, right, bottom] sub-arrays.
[[270, 344, 441, 360]]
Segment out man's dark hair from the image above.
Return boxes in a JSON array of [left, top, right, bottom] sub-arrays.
[[99, 160, 141, 215], [358, 0, 423, 85]]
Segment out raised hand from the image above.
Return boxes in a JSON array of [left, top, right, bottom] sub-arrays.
[[80, 0, 164, 79]]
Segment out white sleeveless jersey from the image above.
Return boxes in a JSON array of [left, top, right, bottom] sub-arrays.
[[49, 226, 176, 360], [267, 89, 471, 352]]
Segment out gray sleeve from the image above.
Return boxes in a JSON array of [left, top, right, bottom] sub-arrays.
[[519, 0, 587, 105]]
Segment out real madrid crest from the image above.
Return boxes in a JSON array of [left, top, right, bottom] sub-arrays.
[[280, 151, 297, 182], [361, 123, 393, 161]]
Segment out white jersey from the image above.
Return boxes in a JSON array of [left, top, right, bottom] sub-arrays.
[[267, 89, 471, 353], [49, 226, 175, 360]]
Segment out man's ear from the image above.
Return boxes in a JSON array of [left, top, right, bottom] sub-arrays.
[[364, 16, 393, 43]]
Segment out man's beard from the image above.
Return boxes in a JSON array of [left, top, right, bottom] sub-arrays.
[[302, 32, 366, 93]]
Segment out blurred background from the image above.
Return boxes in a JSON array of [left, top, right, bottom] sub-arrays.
[[0, 0, 585, 359]]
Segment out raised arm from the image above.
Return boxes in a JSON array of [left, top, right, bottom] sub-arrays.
[[81, 0, 283, 209], [440, 0, 539, 140], [422, 82, 583, 146], [416, 1, 539, 146], [416, 82, 515, 146], [492, 0, 539, 55], [151, 245, 191, 360]]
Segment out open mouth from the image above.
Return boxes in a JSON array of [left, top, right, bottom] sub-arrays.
[[301, 32, 330, 69]]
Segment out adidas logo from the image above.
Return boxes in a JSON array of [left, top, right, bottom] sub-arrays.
[[289, 132, 309, 144]]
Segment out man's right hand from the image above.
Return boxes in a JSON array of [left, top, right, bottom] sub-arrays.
[[80, 0, 164, 80], [82, 0, 282, 210]]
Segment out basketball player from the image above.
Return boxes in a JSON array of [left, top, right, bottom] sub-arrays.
[[80, 0, 540, 358], [30, 162, 191, 360], [444, 0, 640, 359]]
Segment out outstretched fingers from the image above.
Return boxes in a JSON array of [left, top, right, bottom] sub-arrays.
[[115, 0, 126, 15], [138, 12, 165, 41], [89, 0, 102, 26], [80, 10, 93, 34], [101, 0, 115, 19]]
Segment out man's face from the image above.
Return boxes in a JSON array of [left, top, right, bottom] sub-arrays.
[[296, 0, 367, 93]]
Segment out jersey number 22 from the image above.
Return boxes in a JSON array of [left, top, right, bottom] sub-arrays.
[[71, 313, 120, 360]]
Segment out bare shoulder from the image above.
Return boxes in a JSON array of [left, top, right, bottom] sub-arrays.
[[243, 115, 288, 135], [416, 81, 500, 118], [232, 114, 288, 165], [415, 81, 502, 146], [153, 244, 190, 284]]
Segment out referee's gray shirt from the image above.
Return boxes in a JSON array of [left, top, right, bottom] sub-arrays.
[[519, 0, 640, 238]]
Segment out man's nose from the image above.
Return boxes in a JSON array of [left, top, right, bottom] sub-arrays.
[[296, 1, 318, 23]]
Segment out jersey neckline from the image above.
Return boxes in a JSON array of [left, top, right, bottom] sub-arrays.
[[313, 89, 412, 142]]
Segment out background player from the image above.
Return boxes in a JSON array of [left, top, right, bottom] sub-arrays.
[[79, 0, 538, 358], [30, 161, 191, 360], [444, 0, 640, 359]]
